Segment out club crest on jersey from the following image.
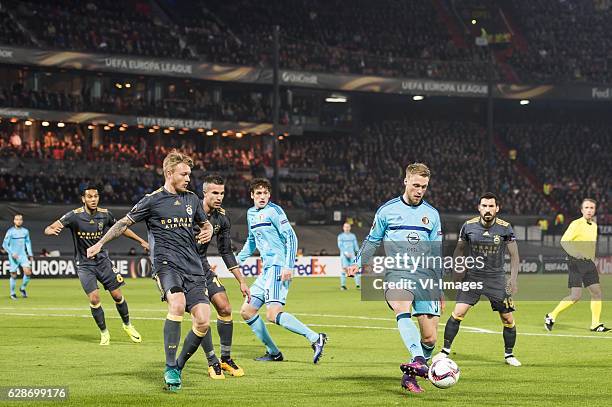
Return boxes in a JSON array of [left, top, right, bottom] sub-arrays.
[[259, 213, 266, 221], [213, 224, 221, 234], [493, 235, 501, 244], [407, 232, 420, 244], [422, 216, 429, 225], [173, 199, 181, 206], [98, 222, 104, 231], [185, 204, 193, 216]]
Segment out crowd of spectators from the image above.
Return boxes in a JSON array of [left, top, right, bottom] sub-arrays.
[[498, 122, 610, 216], [0, 119, 581, 216], [0, 86, 282, 123], [3, 0, 496, 82], [4, 0, 612, 84], [508, 0, 612, 83]]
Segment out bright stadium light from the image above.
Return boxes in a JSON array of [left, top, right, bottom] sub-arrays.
[[10, 117, 18, 123], [103, 125, 111, 130], [148, 128, 155, 133], [413, 95, 425, 101], [125, 83, 131, 88], [206, 130, 214, 136], [471, 19, 477, 25], [325, 95, 347, 103], [24, 120, 32, 126], [115, 83, 122, 89], [57, 122, 65, 128], [42, 121, 50, 127], [520, 99, 530, 105], [236, 132, 243, 138], [87, 125, 94, 130]]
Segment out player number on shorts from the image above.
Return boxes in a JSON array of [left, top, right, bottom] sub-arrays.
[[113, 267, 124, 283], [504, 296, 514, 309]]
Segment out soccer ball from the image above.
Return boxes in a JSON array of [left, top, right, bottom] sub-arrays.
[[428, 358, 460, 389]]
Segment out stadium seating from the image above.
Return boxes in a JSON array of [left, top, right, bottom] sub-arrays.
[[1, 119, 582, 216]]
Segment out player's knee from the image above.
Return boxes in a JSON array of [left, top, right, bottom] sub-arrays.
[[193, 318, 209, 335], [240, 303, 256, 320], [88, 293, 101, 305], [569, 295, 581, 302], [266, 308, 281, 323], [217, 303, 232, 318]]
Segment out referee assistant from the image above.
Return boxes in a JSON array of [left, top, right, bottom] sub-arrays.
[[545, 199, 609, 332]]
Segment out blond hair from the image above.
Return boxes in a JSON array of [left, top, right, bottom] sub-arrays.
[[163, 150, 194, 175], [405, 163, 431, 178], [582, 198, 597, 208]]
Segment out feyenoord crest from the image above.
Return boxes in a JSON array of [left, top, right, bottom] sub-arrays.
[[422, 216, 429, 225], [185, 204, 193, 216], [213, 224, 221, 234], [493, 235, 501, 244], [98, 221, 104, 231]]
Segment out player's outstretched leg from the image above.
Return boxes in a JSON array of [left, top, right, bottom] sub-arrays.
[[503, 322, 521, 366], [19, 269, 31, 298], [111, 291, 141, 343], [211, 293, 244, 376], [163, 312, 183, 391], [546, 288, 581, 330], [587, 284, 611, 332], [242, 301, 283, 361], [9, 273, 17, 299], [90, 302, 109, 345], [340, 271, 347, 290], [200, 329, 225, 379], [272, 308, 327, 364], [435, 312, 463, 361], [395, 312, 427, 393]]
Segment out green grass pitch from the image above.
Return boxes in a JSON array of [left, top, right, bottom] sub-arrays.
[[1, 275, 612, 406]]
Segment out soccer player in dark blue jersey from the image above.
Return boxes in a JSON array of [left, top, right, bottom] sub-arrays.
[[87, 151, 213, 392], [45, 186, 148, 345], [434, 193, 521, 367]]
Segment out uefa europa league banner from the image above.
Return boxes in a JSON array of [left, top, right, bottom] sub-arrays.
[[2, 45, 612, 100], [4, 256, 611, 278], [0, 256, 342, 278]]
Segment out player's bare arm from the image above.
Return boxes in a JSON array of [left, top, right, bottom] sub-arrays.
[[87, 216, 134, 258], [280, 268, 293, 282], [506, 241, 520, 294], [44, 220, 64, 236], [122, 228, 149, 251], [228, 265, 251, 301]]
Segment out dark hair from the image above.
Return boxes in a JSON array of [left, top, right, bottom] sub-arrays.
[[250, 178, 272, 193], [202, 175, 225, 192], [14, 213, 23, 218], [81, 185, 99, 196], [479, 192, 499, 206]]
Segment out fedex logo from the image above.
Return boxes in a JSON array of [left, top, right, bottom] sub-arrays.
[[241, 259, 263, 277], [295, 258, 327, 276]]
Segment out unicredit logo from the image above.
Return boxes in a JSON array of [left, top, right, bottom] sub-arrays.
[[281, 71, 318, 84]]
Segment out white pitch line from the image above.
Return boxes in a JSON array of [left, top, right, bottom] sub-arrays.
[[1, 311, 611, 340]]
